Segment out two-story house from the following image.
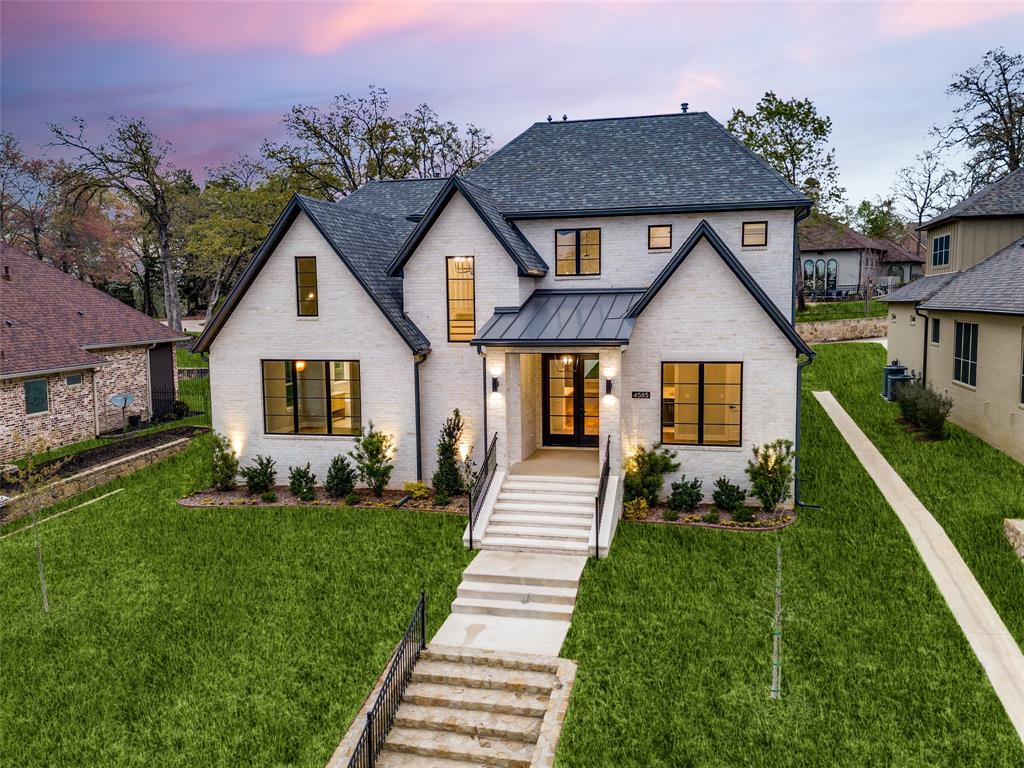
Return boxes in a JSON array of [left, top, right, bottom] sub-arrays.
[[194, 112, 813, 554], [882, 168, 1024, 463]]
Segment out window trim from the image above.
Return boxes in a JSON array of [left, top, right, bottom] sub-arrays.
[[294, 256, 319, 317], [554, 227, 601, 276], [953, 321, 978, 387], [660, 361, 743, 447], [931, 317, 941, 345], [66, 372, 83, 386], [24, 377, 49, 415], [742, 220, 768, 248], [647, 224, 673, 251], [931, 234, 950, 268], [260, 358, 361, 437], [445, 256, 476, 343]]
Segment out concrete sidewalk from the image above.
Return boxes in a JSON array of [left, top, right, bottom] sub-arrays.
[[815, 390, 1024, 743]]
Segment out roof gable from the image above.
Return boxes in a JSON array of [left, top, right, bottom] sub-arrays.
[[627, 220, 812, 356], [387, 177, 547, 277], [922, 167, 1024, 229], [918, 235, 1024, 315]]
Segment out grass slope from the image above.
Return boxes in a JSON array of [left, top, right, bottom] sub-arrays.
[[805, 342, 1024, 647], [796, 298, 886, 323], [0, 435, 472, 768], [557, 350, 1023, 766]]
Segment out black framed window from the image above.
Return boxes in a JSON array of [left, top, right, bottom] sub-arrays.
[[931, 317, 941, 344], [953, 321, 978, 386], [295, 257, 318, 316], [648, 225, 672, 250], [932, 234, 950, 267], [24, 378, 48, 414], [66, 372, 83, 386], [742, 221, 768, 247], [446, 256, 475, 341], [262, 359, 360, 435], [661, 362, 742, 446], [555, 228, 600, 276]]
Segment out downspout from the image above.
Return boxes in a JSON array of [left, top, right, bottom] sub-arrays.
[[792, 206, 812, 323], [914, 305, 929, 384], [794, 351, 821, 509], [413, 352, 428, 481]]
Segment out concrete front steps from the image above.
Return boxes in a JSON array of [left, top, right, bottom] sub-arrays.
[[480, 474, 599, 557], [375, 645, 569, 768]]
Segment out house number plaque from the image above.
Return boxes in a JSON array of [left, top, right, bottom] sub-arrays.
[[631, 391, 651, 399]]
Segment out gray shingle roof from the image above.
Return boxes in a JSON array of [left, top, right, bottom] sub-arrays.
[[922, 168, 1024, 229], [466, 112, 810, 215], [473, 289, 645, 346], [880, 272, 960, 303], [339, 178, 447, 219], [918, 236, 1024, 315]]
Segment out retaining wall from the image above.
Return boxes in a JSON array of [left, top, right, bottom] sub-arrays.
[[798, 317, 888, 344]]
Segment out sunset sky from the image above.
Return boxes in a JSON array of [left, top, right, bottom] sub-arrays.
[[2, 0, 1022, 205]]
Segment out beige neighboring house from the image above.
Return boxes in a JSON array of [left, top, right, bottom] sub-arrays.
[[882, 168, 1024, 463]]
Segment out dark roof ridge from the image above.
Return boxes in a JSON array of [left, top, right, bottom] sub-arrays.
[[527, 111, 709, 126]]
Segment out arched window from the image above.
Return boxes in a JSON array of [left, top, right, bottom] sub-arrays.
[[826, 259, 838, 291], [803, 259, 814, 287], [815, 259, 826, 292]]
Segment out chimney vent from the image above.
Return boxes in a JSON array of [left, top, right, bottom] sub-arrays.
[[680, 102, 689, 113], [547, 115, 552, 122], [562, 114, 567, 121]]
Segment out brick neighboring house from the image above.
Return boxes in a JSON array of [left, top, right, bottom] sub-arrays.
[[0, 244, 187, 461]]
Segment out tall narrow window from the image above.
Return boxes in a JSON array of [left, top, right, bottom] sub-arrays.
[[295, 257, 318, 316], [953, 321, 978, 386], [826, 259, 838, 291], [24, 378, 48, 414], [742, 221, 768, 247], [648, 225, 672, 250], [931, 317, 941, 344], [932, 234, 950, 268], [262, 359, 361, 435], [446, 256, 475, 341], [555, 228, 601, 276], [662, 362, 742, 446]]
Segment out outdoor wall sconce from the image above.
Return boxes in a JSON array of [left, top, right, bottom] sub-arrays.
[[492, 376, 500, 393], [605, 377, 613, 395]]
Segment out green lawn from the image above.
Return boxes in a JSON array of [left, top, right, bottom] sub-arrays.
[[796, 298, 887, 323], [558, 345, 1023, 766], [0, 435, 472, 768], [176, 332, 208, 368]]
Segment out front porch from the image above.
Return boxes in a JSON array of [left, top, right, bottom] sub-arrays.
[[510, 447, 599, 479]]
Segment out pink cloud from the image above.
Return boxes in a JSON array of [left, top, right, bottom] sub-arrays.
[[874, 0, 1023, 38]]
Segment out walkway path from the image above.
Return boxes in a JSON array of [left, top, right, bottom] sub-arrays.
[[815, 390, 1024, 742]]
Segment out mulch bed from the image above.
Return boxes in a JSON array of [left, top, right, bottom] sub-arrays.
[[628, 502, 796, 532], [1, 426, 208, 494], [895, 418, 945, 442], [179, 486, 469, 515]]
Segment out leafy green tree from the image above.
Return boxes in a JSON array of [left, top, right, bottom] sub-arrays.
[[432, 409, 467, 497], [846, 197, 905, 241], [727, 92, 845, 212]]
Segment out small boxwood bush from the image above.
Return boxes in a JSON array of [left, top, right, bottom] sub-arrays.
[[345, 492, 361, 506], [403, 481, 431, 500], [324, 454, 358, 498], [239, 454, 276, 494], [352, 422, 395, 497], [661, 506, 679, 522], [288, 463, 316, 502], [711, 476, 746, 513], [623, 497, 649, 521], [745, 439, 795, 514], [260, 491, 277, 503], [624, 444, 680, 506], [895, 381, 953, 439], [667, 476, 702, 512], [433, 492, 451, 507], [211, 433, 239, 491]]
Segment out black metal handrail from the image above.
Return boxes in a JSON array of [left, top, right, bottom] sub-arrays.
[[347, 592, 426, 768], [594, 435, 611, 559], [468, 433, 498, 550]]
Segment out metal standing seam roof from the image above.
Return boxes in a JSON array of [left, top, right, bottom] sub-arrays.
[[472, 289, 645, 346]]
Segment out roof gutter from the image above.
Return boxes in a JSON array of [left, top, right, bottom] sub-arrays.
[[502, 199, 814, 220], [0, 362, 104, 381], [82, 338, 187, 350]]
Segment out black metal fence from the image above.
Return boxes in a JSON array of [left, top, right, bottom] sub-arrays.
[[96, 368, 211, 436], [594, 434, 611, 559], [347, 592, 426, 768], [468, 433, 497, 550]]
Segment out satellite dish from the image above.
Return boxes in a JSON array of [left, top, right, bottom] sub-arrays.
[[110, 393, 135, 408]]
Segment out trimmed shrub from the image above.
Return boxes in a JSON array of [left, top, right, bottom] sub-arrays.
[[895, 381, 953, 439], [403, 481, 431, 500], [433, 492, 451, 507], [324, 455, 358, 498], [211, 433, 239, 491], [667, 476, 702, 512], [703, 509, 721, 524], [711, 476, 746, 513], [732, 505, 756, 523], [260, 491, 277, 503], [288, 463, 316, 501], [623, 497, 649, 521], [352, 422, 395, 497], [239, 454, 276, 494], [433, 410, 467, 498], [745, 439, 795, 514], [895, 381, 924, 424], [624, 444, 680, 506], [345, 493, 361, 506], [661, 506, 679, 522]]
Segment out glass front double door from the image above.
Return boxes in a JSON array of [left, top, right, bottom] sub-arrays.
[[542, 353, 599, 447]]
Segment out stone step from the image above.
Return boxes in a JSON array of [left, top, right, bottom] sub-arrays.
[[411, 659, 557, 695], [491, 500, 594, 516], [456, 581, 578, 606], [402, 681, 550, 718], [452, 596, 575, 621], [501, 478, 599, 495], [383, 726, 535, 768], [375, 749, 493, 767], [488, 513, 592, 530], [482, 524, 590, 543], [421, 646, 561, 674], [480, 536, 591, 556], [461, 551, 587, 589], [496, 490, 596, 504], [394, 703, 542, 744]]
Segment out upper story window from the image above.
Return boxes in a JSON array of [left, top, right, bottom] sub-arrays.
[[295, 256, 318, 316], [931, 317, 941, 345], [648, 225, 672, 250], [742, 221, 768, 247], [953, 321, 978, 387], [447, 256, 475, 342], [262, 359, 360, 435], [932, 234, 950, 268], [661, 362, 742, 446], [24, 378, 49, 414], [555, 228, 600, 276]]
